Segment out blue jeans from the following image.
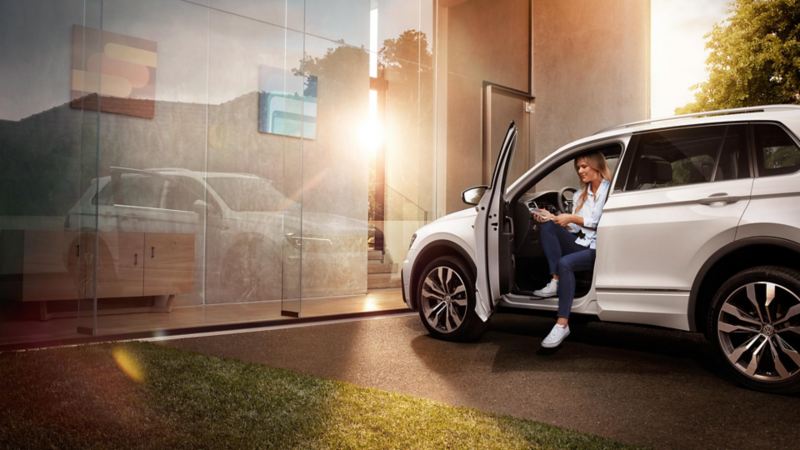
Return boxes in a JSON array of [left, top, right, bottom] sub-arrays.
[[539, 221, 596, 318]]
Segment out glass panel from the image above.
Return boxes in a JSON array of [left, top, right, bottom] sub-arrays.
[[305, 0, 369, 48], [626, 125, 743, 191], [211, 0, 287, 26], [754, 123, 800, 177], [298, 34, 370, 310], [89, 0, 209, 336], [1, 0, 431, 346], [205, 8, 304, 319], [369, 0, 435, 296], [0, 0, 101, 345]]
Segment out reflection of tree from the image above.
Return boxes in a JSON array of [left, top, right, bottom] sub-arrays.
[[380, 30, 433, 69], [292, 30, 434, 224], [377, 30, 434, 221], [294, 44, 368, 98]]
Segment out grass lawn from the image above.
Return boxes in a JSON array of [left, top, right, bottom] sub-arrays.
[[0, 342, 636, 449]]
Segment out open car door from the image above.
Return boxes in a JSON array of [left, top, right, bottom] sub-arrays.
[[474, 122, 517, 321]]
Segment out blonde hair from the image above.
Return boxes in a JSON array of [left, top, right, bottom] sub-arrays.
[[574, 153, 612, 213]]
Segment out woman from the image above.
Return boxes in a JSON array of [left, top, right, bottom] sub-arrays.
[[531, 152, 612, 348]]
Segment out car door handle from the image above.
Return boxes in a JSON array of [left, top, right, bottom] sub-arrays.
[[697, 193, 740, 205]]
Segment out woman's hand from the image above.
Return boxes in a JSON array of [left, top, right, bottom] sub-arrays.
[[553, 213, 575, 228], [532, 209, 554, 223]]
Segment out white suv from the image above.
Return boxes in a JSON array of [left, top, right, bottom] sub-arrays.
[[401, 105, 800, 393]]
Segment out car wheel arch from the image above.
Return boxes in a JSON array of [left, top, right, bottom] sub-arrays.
[[410, 241, 477, 310], [690, 237, 800, 335]]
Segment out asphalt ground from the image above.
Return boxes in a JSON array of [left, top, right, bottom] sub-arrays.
[[164, 312, 800, 449]]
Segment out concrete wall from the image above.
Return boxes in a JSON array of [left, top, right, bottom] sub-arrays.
[[533, 0, 650, 161], [438, 0, 650, 213], [440, 0, 531, 214]]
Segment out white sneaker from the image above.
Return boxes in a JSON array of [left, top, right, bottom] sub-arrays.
[[541, 324, 570, 348], [533, 278, 558, 297]]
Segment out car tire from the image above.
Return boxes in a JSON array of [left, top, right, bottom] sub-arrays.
[[416, 255, 487, 342], [221, 237, 281, 302], [708, 265, 800, 394]]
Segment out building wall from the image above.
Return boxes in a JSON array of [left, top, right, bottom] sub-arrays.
[[440, 0, 531, 214], [439, 0, 650, 213], [533, 0, 651, 168]]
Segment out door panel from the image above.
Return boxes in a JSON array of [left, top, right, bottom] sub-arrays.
[[597, 178, 752, 290], [598, 124, 753, 290], [143, 233, 195, 296], [737, 123, 800, 241], [483, 84, 532, 185], [474, 123, 517, 321], [95, 232, 145, 298], [596, 124, 754, 328]]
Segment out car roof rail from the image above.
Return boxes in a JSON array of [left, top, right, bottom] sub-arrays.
[[147, 167, 193, 172], [110, 165, 158, 174], [596, 104, 800, 134]]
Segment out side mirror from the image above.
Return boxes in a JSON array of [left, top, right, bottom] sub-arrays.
[[192, 199, 218, 216], [461, 185, 488, 206]]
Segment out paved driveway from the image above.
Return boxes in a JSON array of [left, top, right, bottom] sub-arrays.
[[165, 312, 800, 449]]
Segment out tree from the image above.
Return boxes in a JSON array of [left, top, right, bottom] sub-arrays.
[[677, 0, 800, 114]]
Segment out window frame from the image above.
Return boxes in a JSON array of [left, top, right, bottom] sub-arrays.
[[619, 123, 752, 193], [748, 120, 800, 178]]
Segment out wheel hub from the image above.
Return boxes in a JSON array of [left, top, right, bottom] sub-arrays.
[[420, 265, 468, 334], [717, 280, 800, 383]]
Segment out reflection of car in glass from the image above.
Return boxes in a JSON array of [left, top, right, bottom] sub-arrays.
[[402, 105, 800, 393], [66, 167, 366, 302]]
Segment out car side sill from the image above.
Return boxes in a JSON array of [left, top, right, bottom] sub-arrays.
[[596, 288, 691, 331]]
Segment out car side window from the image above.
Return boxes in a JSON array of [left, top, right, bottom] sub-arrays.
[[113, 173, 165, 208], [163, 177, 205, 212], [753, 123, 800, 177], [624, 125, 748, 191]]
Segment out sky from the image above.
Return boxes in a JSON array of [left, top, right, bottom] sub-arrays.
[[650, 0, 732, 117]]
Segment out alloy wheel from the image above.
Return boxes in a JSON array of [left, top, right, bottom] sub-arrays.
[[420, 266, 468, 333], [717, 281, 800, 382]]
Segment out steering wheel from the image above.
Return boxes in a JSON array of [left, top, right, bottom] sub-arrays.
[[557, 186, 577, 213]]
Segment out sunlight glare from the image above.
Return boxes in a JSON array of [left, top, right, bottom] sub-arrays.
[[359, 89, 383, 155], [364, 294, 379, 311], [111, 346, 145, 383]]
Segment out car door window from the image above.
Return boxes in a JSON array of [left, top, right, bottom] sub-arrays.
[[163, 176, 205, 212], [113, 173, 165, 208], [753, 123, 800, 177], [624, 125, 748, 191]]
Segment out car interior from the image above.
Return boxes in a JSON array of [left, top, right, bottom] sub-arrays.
[[507, 144, 622, 298]]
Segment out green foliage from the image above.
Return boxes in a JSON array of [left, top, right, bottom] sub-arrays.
[[379, 29, 433, 69], [678, 0, 800, 114], [764, 144, 800, 168], [0, 342, 636, 449]]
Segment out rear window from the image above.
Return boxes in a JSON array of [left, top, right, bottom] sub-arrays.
[[94, 173, 164, 208], [624, 124, 748, 191], [754, 123, 800, 177]]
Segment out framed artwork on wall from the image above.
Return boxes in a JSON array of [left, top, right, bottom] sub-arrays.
[[70, 25, 157, 119]]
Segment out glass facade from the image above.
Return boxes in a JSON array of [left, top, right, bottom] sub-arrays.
[[0, 0, 435, 345]]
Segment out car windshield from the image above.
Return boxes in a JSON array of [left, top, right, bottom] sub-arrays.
[[207, 176, 296, 212]]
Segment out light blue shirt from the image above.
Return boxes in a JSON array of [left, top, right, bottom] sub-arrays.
[[568, 179, 610, 249]]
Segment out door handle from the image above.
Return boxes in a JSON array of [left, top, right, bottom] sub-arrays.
[[697, 192, 739, 205]]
